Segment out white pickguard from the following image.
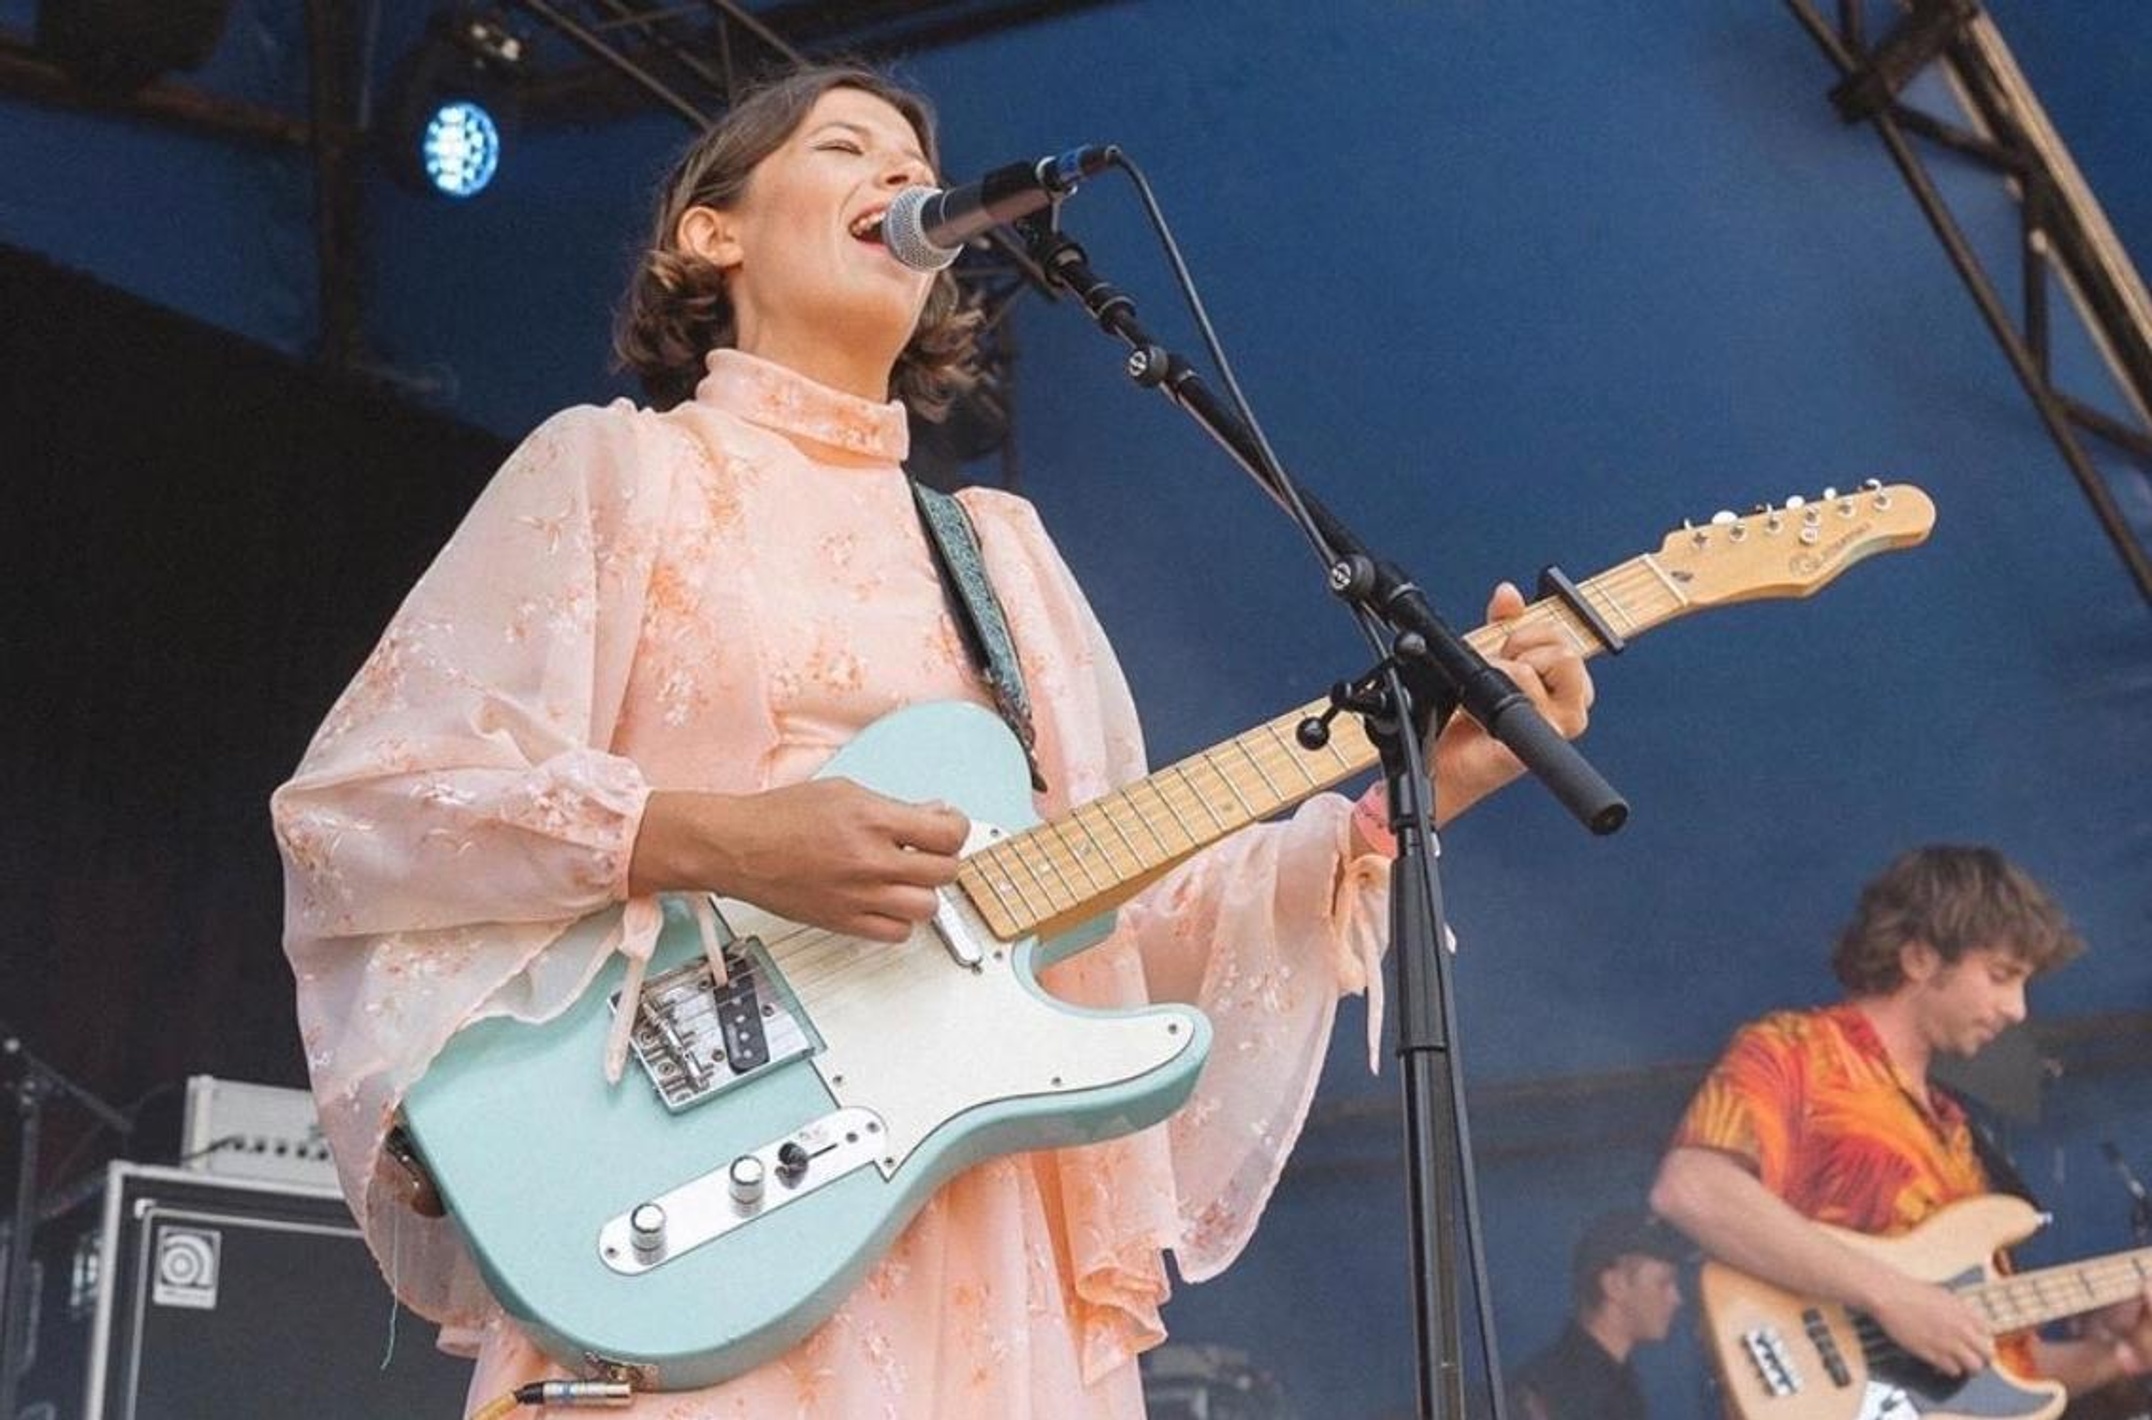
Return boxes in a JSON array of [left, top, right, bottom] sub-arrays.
[[726, 881, 1199, 1176]]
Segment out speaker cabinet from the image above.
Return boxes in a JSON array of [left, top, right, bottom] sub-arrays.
[[6, 1162, 468, 1419]]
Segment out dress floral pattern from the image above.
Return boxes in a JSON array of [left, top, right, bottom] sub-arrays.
[[273, 350, 1392, 1417]]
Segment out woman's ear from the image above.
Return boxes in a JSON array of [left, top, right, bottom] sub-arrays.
[[677, 205, 741, 269]]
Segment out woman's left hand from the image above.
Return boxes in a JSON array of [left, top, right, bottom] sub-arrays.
[[1425, 580, 1595, 825]]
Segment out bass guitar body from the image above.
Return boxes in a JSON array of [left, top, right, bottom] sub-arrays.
[[1701, 1195, 2067, 1420]]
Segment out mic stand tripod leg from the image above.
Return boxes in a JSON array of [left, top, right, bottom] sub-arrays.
[[1364, 671, 1512, 1420]]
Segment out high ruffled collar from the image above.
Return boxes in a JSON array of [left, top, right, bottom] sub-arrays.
[[692, 348, 911, 464]]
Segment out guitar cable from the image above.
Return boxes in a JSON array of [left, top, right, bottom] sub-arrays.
[[470, 1379, 636, 1417]]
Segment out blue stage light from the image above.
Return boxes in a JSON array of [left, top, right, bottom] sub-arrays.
[[420, 99, 501, 199]]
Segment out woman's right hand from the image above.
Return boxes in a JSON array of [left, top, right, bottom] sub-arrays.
[[628, 781, 969, 942]]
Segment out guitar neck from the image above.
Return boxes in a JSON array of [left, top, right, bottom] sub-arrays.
[[955, 551, 1694, 941], [1963, 1247, 2152, 1335]]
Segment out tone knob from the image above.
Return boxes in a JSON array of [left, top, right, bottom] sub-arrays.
[[776, 1140, 811, 1184], [629, 1202, 667, 1256], [729, 1154, 767, 1206]]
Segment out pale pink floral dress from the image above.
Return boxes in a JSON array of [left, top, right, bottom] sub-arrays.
[[272, 349, 1391, 1418]]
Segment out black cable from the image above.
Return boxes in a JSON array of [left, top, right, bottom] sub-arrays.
[[1102, 153, 1395, 665]]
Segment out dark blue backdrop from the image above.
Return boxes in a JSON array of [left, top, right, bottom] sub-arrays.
[[4, 4, 2147, 1415]]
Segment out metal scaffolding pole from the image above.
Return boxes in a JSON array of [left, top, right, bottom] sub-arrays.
[[1785, 0, 2152, 602]]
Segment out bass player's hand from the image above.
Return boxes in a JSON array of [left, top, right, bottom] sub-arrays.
[[1866, 1271, 1995, 1378]]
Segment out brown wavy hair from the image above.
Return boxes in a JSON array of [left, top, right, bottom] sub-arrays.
[[613, 64, 982, 414], [1830, 844, 2082, 994]]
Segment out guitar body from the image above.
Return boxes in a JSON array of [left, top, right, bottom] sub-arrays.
[[1700, 1195, 2067, 1420], [401, 701, 1211, 1390]]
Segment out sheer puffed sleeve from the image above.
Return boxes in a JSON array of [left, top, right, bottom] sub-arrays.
[[272, 401, 685, 1329], [960, 490, 1391, 1376]]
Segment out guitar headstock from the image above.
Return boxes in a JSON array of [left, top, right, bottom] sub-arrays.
[[1654, 482, 1935, 606]]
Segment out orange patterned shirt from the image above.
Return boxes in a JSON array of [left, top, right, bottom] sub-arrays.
[[1673, 1003, 1987, 1234], [1673, 1002, 2037, 1375]]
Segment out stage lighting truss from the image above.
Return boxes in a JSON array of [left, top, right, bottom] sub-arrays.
[[1783, 0, 2152, 601], [489, 2, 1126, 130]]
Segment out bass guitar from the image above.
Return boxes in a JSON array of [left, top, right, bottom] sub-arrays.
[[1701, 1193, 2152, 1420], [402, 484, 1935, 1389]]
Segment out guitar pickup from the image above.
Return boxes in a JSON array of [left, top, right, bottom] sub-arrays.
[[713, 956, 769, 1072], [1802, 1307, 1853, 1387], [614, 926, 815, 1113]]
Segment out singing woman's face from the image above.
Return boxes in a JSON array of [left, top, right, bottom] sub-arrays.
[[681, 87, 940, 396]]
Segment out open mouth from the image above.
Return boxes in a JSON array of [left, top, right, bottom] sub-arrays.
[[849, 209, 887, 245]]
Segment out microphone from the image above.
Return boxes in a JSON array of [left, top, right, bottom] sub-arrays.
[[882, 145, 1116, 272]]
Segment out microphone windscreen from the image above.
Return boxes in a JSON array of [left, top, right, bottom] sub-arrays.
[[882, 186, 961, 273]]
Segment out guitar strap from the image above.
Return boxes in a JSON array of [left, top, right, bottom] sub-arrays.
[[910, 481, 1047, 792], [1935, 1083, 2043, 1210]]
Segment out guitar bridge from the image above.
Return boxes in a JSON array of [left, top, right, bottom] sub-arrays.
[[612, 926, 816, 1112], [1739, 1324, 1803, 1398]]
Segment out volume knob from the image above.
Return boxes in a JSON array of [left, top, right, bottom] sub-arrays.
[[628, 1202, 667, 1257], [729, 1154, 767, 1206]]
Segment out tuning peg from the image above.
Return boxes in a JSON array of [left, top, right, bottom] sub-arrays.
[[1710, 509, 1738, 525], [1821, 486, 1839, 500]]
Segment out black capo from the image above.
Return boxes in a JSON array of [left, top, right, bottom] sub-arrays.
[[1536, 564, 1625, 655]]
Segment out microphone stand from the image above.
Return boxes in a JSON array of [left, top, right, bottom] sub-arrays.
[[2102, 1142, 2152, 1247], [1012, 212, 1626, 1420], [1, 1026, 133, 1418]]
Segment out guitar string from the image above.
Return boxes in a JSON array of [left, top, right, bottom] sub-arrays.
[[735, 684, 1391, 1009], [630, 558, 1691, 1027], [627, 551, 1752, 1040], [1835, 1249, 2152, 1372], [765, 703, 1352, 999], [1943, 1253, 2152, 1330]]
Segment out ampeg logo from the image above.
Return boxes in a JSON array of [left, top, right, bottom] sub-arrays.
[[151, 1224, 222, 1309]]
